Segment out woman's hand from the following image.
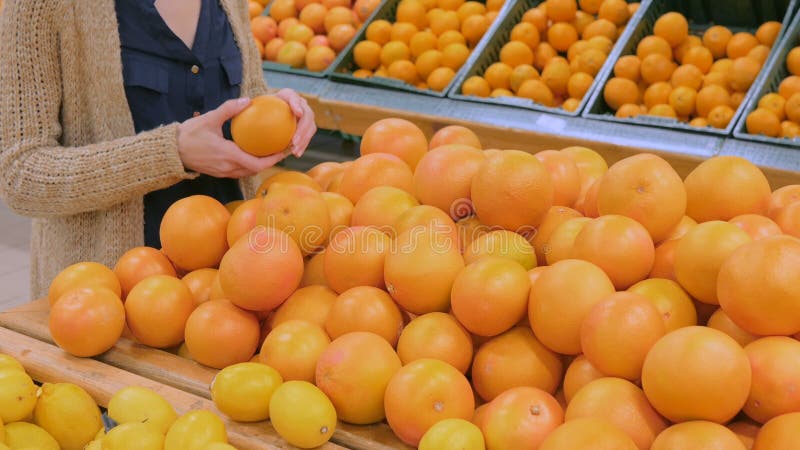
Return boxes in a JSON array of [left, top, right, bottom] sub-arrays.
[[275, 88, 317, 157], [177, 98, 292, 179]]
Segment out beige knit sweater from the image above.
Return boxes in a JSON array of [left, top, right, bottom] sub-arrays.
[[0, 0, 269, 299]]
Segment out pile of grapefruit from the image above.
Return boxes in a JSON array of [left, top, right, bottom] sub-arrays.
[[45, 116, 800, 448], [603, 11, 782, 128], [249, 0, 381, 72], [459, 0, 639, 111], [745, 43, 800, 138]]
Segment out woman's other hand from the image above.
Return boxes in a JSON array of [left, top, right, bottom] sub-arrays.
[[177, 98, 292, 178], [275, 88, 316, 157]]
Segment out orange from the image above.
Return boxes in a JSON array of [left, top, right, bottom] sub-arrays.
[[353, 40, 382, 70], [485, 0, 504, 11], [643, 81, 672, 109], [696, 84, 731, 117], [746, 108, 782, 137], [786, 92, 800, 123], [577, 178, 602, 218], [707, 308, 758, 347], [683, 46, 713, 74], [573, 215, 656, 289], [685, 156, 772, 222], [270, 285, 337, 329], [457, 1, 486, 21], [397, 312, 473, 373], [324, 6, 355, 33], [366, 19, 393, 44], [471, 326, 559, 398], [690, 117, 709, 127], [509, 64, 541, 93], [463, 229, 536, 269], [510, 22, 541, 50], [603, 77, 640, 110], [517, 79, 556, 105], [753, 412, 800, 449], [249, 1, 265, 18], [769, 185, 800, 219], [391, 22, 418, 45], [384, 359, 475, 446], [471, 150, 554, 231], [727, 32, 759, 59], [562, 145, 608, 186], [756, 21, 781, 46], [321, 192, 354, 242], [430, 11, 460, 37], [396, 0, 428, 29], [427, 67, 456, 91], [351, 185, 419, 231], [651, 421, 749, 450], [582, 290, 665, 377], [637, 36, 672, 60], [451, 256, 529, 336], [534, 42, 559, 70], [529, 259, 615, 354], [597, 153, 686, 242], [729, 213, 782, 240], [114, 247, 177, 299], [384, 227, 464, 315], [415, 49, 443, 80], [49, 286, 125, 357], [438, 0, 465, 11], [462, 14, 490, 46], [325, 286, 403, 346], [441, 43, 470, 70], [643, 326, 752, 423], [597, 0, 629, 26], [546, 0, 577, 23], [458, 76, 488, 97], [728, 56, 761, 92], [275, 41, 307, 68], [353, 0, 380, 21], [413, 144, 485, 219], [728, 420, 760, 449], [775, 200, 800, 237], [159, 195, 230, 271], [581, 19, 615, 41], [181, 268, 218, 307], [674, 221, 751, 305], [587, 34, 614, 54], [429, 125, 481, 150], [653, 12, 689, 48], [742, 337, 800, 424], [284, 23, 314, 44], [125, 275, 195, 348], [562, 355, 604, 403], [533, 150, 580, 210], [664, 214, 700, 240], [629, 278, 698, 332], [323, 226, 390, 292], [338, 153, 415, 203], [408, 30, 437, 58], [649, 239, 679, 281], [568, 40, 590, 62], [218, 226, 303, 312], [758, 92, 787, 120], [787, 47, 800, 76], [270, 0, 298, 22], [575, 48, 605, 76], [315, 332, 401, 425], [260, 319, 330, 382], [251, 16, 279, 43], [481, 387, 564, 449], [641, 54, 676, 84], [615, 103, 643, 118], [544, 217, 592, 264], [703, 25, 733, 59], [522, 8, 548, 33], [674, 35, 701, 63], [256, 170, 322, 195], [613, 55, 641, 81], [48, 261, 121, 307], [259, 184, 330, 255], [500, 40, 535, 68], [718, 235, 800, 335], [226, 198, 261, 247], [541, 60, 571, 96], [456, 215, 489, 253], [566, 378, 667, 449], [277, 18, 300, 39], [548, 23, 579, 53], [388, 59, 419, 84], [539, 417, 638, 450], [562, 98, 581, 111], [233, 94, 296, 156], [578, 0, 601, 14], [748, 45, 771, 64], [671, 64, 703, 90], [707, 104, 735, 128], [379, 41, 410, 68], [669, 85, 697, 116]]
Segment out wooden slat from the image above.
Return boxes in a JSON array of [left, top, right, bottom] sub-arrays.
[[0, 326, 347, 450], [0, 301, 414, 450]]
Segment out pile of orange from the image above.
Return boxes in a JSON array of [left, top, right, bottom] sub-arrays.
[[349, 0, 505, 90], [603, 11, 782, 129], [249, 0, 381, 72], [459, 0, 639, 111], [47, 115, 800, 449], [745, 44, 800, 138]]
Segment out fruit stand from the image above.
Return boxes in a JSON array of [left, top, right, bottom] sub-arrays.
[[3, 0, 800, 449]]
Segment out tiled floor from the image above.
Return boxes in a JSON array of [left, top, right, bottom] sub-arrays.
[[0, 201, 31, 311]]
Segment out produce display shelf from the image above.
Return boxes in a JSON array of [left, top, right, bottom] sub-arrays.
[[330, 0, 510, 97], [734, 7, 800, 147], [449, 0, 648, 116], [0, 300, 412, 450], [583, 0, 798, 137], [264, 69, 800, 187]]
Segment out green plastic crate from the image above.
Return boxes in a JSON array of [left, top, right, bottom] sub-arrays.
[[261, 0, 388, 78], [448, 0, 649, 116], [583, 0, 797, 136], [733, 9, 800, 147], [329, 0, 510, 97]]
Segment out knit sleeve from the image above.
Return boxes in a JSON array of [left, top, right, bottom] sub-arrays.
[[0, 0, 194, 218], [233, 0, 272, 98]]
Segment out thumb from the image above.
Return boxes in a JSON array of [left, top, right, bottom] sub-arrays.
[[207, 97, 251, 124]]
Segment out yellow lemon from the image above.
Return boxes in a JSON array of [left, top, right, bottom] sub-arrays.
[[4, 422, 59, 450], [419, 418, 486, 450], [34, 382, 102, 450], [202, 444, 239, 450], [269, 381, 336, 449], [102, 422, 164, 450], [0, 370, 37, 423], [211, 362, 283, 422], [164, 410, 227, 450], [108, 386, 177, 435], [0, 356, 23, 373]]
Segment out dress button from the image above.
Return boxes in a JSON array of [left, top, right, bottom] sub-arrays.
[[191, 65, 200, 74], [193, 111, 201, 117]]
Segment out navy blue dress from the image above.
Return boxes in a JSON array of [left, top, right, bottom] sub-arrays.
[[116, 0, 245, 248]]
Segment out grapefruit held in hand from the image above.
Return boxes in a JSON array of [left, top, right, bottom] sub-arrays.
[[232, 96, 297, 156]]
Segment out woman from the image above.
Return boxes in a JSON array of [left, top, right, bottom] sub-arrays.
[[0, 0, 317, 298]]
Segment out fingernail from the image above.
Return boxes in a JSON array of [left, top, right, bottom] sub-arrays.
[[238, 98, 250, 105]]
